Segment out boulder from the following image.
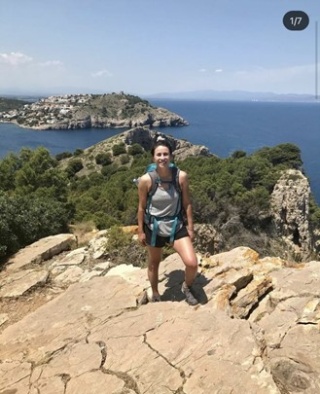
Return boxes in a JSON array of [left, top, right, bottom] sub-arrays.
[[271, 169, 313, 260]]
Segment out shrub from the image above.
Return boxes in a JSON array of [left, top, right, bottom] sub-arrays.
[[104, 226, 132, 251], [255, 143, 302, 169], [309, 197, 320, 228], [232, 150, 246, 159], [0, 193, 72, 259], [120, 154, 130, 165], [96, 152, 112, 166], [128, 143, 144, 156], [74, 148, 84, 156], [103, 225, 147, 267], [112, 143, 126, 156], [56, 151, 73, 161], [66, 158, 83, 177], [101, 164, 118, 179]]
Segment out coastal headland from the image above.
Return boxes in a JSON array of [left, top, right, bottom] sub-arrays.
[[0, 92, 188, 130]]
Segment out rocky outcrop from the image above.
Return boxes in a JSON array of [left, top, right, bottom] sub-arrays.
[[193, 223, 223, 255], [0, 93, 188, 130], [123, 127, 212, 161], [271, 169, 313, 260], [1, 233, 320, 393], [62, 127, 213, 177]]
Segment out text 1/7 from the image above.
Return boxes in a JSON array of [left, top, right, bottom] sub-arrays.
[[290, 17, 302, 27]]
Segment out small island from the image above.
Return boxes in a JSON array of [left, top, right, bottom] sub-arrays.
[[0, 92, 188, 131]]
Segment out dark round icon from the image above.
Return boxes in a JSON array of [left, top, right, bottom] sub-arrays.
[[283, 11, 309, 31]]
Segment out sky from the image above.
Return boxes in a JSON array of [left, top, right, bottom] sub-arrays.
[[0, 0, 320, 96]]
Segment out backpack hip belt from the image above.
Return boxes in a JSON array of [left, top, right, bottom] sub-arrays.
[[146, 213, 182, 246]]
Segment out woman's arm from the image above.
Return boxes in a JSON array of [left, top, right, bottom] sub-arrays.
[[179, 170, 195, 241], [137, 174, 150, 245]]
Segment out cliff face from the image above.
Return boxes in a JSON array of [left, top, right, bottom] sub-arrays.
[[271, 169, 313, 260], [0, 93, 188, 130]]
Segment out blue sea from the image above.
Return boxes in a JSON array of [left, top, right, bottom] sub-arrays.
[[0, 100, 319, 203]]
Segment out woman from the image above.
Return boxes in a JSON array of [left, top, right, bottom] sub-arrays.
[[138, 136, 199, 305]]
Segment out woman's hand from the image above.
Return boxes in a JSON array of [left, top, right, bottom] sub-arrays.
[[138, 231, 147, 246]]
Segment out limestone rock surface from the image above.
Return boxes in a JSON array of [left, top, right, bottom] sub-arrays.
[[1, 233, 320, 393]]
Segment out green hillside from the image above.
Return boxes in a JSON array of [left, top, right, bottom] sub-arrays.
[[0, 97, 29, 112], [1, 137, 319, 264]]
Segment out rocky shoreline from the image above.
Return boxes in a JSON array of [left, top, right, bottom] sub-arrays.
[[0, 92, 188, 131]]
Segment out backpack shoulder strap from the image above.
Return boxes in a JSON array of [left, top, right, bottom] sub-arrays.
[[147, 170, 160, 197], [171, 167, 181, 194]]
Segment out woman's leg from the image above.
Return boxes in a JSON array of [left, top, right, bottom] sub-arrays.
[[173, 236, 198, 286], [147, 246, 163, 297]]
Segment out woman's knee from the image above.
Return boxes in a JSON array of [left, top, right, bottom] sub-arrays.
[[180, 250, 198, 269], [184, 257, 198, 270], [147, 248, 162, 269]]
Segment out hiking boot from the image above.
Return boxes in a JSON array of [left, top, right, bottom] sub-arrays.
[[181, 282, 199, 306], [147, 293, 161, 303], [150, 294, 161, 302]]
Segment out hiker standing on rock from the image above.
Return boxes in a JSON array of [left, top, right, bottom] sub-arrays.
[[137, 135, 199, 305]]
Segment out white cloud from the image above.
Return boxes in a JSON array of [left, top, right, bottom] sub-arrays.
[[199, 68, 223, 73], [0, 52, 64, 70], [0, 52, 33, 66], [38, 60, 63, 67], [91, 69, 113, 78]]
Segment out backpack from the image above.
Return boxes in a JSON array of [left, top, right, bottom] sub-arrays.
[[134, 163, 183, 246]]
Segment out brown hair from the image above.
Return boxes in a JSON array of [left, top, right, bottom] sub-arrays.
[[151, 135, 173, 155]]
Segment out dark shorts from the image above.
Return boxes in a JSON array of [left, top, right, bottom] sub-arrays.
[[143, 223, 189, 248]]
